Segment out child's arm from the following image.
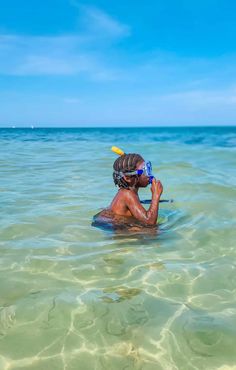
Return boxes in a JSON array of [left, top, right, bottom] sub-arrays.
[[125, 179, 163, 225]]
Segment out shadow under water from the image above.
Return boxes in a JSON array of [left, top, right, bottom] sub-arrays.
[[91, 209, 159, 238]]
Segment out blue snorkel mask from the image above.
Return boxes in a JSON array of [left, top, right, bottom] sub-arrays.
[[115, 160, 154, 184], [135, 160, 154, 184]]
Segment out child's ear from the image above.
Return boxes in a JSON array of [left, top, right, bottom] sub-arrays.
[[123, 175, 132, 184]]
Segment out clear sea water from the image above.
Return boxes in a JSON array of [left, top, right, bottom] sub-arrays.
[[0, 126, 236, 370]]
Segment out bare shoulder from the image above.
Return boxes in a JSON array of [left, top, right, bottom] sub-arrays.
[[112, 188, 137, 203], [123, 189, 139, 202]]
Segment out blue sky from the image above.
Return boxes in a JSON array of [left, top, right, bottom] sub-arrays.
[[1, 0, 236, 126]]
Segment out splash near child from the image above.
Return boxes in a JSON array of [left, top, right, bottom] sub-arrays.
[[92, 146, 163, 231]]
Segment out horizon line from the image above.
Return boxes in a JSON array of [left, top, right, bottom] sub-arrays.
[[0, 124, 236, 129]]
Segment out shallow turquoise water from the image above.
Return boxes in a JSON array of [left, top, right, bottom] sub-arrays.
[[0, 127, 236, 370]]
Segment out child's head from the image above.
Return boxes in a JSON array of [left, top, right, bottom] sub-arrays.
[[113, 153, 150, 189]]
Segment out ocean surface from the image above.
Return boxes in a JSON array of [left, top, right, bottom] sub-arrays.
[[0, 126, 236, 370]]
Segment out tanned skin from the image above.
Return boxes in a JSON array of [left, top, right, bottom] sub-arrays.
[[109, 160, 163, 226]]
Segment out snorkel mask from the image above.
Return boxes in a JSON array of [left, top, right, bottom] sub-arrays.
[[122, 161, 154, 184], [111, 146, 155, 184]]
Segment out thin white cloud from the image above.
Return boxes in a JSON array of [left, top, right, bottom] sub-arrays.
[[0, 33, 121, 77], [1, 85, 236, 125], [70, 1, 130, 40], [0, 4, 130, 77], [64, 97, 82, 104], [80, 5, 130, 39], [159, 88, 236, 107]]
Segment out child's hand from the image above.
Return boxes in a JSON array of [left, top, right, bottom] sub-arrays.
[[151, 178, 163, 199]]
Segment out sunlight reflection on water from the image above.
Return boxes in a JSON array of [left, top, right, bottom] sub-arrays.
[[0, 127, 236, 369]]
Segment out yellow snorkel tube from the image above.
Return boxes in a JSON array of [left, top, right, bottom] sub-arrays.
[[111, 146, 125, 156]]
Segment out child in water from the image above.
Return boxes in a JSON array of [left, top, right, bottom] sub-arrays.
[[93, 151, 163, 228]]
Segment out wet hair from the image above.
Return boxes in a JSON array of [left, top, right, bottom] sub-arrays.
[[113, 153, 144, 189]]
